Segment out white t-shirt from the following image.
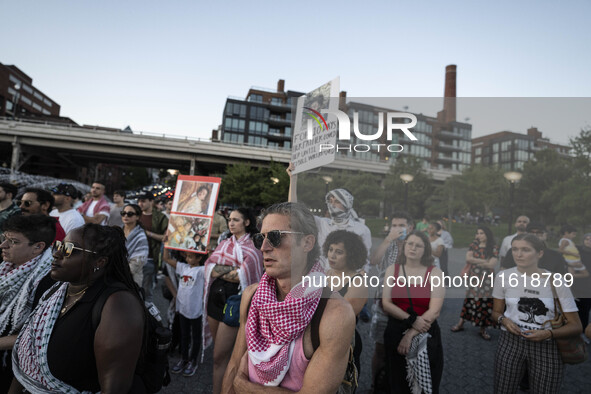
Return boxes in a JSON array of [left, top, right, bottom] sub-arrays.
[[492, 267, 577, 332], [499, 233, 518, 258], [430, 237, 445, 269], [50, 208, 85, 234], [314, 216, 372, 259], [175, 262, 205, 319]]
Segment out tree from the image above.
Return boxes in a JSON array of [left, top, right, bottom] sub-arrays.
[[384, 156, 434, 218], [219, 162, 290, 208]]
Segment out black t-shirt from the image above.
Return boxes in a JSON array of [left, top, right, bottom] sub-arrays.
[[501, 247, 567, 274]]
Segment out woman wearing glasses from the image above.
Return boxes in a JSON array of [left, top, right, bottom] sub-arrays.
[[382, 231, 445, 394], [12, 224, 145, 393], [203, 207, 263, 394], [122, 204, 149, 287]]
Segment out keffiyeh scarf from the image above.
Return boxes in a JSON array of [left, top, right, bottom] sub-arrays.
[[125, 225, 149, 260], [0, 248, 54, 336], [246, 262, 325, 386], [12, 282, 94, 393], [406, 332, 432, 394], [325, 189, 359, 225]]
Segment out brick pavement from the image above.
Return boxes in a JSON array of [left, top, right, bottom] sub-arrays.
[[155, 246, 591, 393]]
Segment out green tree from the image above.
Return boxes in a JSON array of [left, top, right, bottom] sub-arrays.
[[384, 156, 434, 218], [219, 162, 290, 207]]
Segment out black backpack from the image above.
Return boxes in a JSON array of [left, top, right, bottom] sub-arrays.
[[92, 283, 172, 393]]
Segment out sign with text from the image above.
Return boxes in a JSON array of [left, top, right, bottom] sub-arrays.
[[291, 77, 340, 174]]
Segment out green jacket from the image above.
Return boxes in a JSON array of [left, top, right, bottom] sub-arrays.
[[147, 208, 168, 267]]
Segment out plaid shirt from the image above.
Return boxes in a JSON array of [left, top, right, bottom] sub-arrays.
[[0, 202, 20, 229]]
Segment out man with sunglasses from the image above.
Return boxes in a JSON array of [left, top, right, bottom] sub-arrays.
[[50, 184, 85, 234], [19, 188, 66, 242], [0, 215, 57, 392], [0, 182, 20, 229], [223, 202, 356, 393]]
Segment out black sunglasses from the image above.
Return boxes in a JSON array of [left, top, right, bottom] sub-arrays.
[[252, 230, 304, 250], [120, 211, 137, 217], [16, 200, 37, 208], [52, 240, 97, 258]]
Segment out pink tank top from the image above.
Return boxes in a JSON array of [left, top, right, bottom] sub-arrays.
[[248, 333, 309, 391]]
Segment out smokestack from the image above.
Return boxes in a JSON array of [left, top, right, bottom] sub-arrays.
[[442, 65, 456, 123], [339, 91, 347, 111], [277, 79, 285, 93]]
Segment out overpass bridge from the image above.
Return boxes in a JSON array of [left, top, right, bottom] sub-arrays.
[[0, 118, 457, 183]]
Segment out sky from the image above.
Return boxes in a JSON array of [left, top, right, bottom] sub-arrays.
[[2, 0, 591, 145]]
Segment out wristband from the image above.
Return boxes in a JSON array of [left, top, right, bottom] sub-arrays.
[[403, 312, 418, 329], [497, 315, 505, 326]]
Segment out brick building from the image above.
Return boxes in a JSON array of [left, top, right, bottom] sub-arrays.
[[471, 127, 571, 170]]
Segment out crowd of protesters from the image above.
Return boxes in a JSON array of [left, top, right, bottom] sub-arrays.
[[1, 176, 591, 394]]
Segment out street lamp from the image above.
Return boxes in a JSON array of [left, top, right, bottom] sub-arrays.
[[503, 171, 522, 235], [12, 83, 21, 119], [322, 175, 333, 195], [270, 177, 279, 184], [400, 173, 414, 211]]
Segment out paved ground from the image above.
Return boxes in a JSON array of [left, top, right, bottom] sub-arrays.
[[155, 245, 591, 393]]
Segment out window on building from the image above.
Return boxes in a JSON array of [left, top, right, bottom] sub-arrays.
[[22, 84, 33, 94], [475, 147, 482, 155], [43, 98, 53, 107], [285, 127, 292, 137], [225, 102, 247, 117], [250, 106, 269, 120], [249, 121, 269, 135], [20, 96, 32, 105], [270, 97, 284, 105], [224, 117, 246, 132], [249, 136, 268, 146], [493, 143, 499, 153], [33, 91, 44, 101], [223, 133, 244, 143], [248, 94, 263, 103]]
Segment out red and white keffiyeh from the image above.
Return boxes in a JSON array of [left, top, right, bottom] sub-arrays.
[[246, 261, 325, 386]]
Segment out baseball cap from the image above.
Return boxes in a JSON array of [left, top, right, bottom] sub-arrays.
[[51, 183, 78, 198], [526, 222, 546, 233]]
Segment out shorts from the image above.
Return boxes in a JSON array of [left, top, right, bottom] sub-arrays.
[[370, 301, 388, 344], [207, 278, 240, 322]]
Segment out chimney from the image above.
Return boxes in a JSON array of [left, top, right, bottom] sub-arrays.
[[277, 79, 285, 93], [439, 65, 457, 123], [339, 91, 347, 111], [527, 127, 541, 139]]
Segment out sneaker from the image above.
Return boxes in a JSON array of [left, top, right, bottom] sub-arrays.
[[183, 360, 198, 377], [171, 360, 187, 374]]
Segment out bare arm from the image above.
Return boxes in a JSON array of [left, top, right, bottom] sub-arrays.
[[95, 291, 144, 394], [432, 244, 444, 258], [164, 276, 177, 298], [162, 248, 177, 269], [223, 284, 258, 394], [420, 267, 445, 323], [0, 335, 18, 351], [146, 230, 165, 243], [211, 264, 234, 278], [287, 163, 297, 202], [371, 229, 402, 266], [82, 213, 107, 224], [221, 269, 241, 283], [344, 277, 368, 316], [492, 298, 522, 336]]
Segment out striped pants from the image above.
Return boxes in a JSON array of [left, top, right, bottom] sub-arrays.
[[494, 330, 564, 394]]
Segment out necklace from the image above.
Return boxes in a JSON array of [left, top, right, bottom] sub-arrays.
[[60, 289, 87, 314], [67, 285, 88, 297]]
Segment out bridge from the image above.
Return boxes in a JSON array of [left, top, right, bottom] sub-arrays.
[[0, 118, 457, 183]]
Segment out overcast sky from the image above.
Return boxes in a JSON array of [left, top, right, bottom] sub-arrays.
[[3, 0, 590, 144]]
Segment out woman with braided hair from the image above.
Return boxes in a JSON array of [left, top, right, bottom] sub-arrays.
[[12, 224, 146, 393]]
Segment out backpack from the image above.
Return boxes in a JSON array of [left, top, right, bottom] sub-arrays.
[[245, 286, 358, 393], [92, 283, 172, 393]]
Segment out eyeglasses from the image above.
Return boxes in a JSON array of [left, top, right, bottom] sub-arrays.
[[120, 211, 137, 217], [0, 233, 34, 247], [16, 200, 37, 208], [52, 240, 97, 258], [405, 242, 425, 249], [253, 230, 304, 250]]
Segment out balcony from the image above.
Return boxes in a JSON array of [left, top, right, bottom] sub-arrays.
[[437, 130, 458, 140], [435, 155, 462, 164], [268, 131, 291, 141], [268, 116, 291, 126], [266, 101, 292, 112], [437, 142, 463, 152]]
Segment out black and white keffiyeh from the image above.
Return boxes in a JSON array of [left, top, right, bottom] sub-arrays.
[[325, 189, 359, 225], [406, 332, 432, 394]]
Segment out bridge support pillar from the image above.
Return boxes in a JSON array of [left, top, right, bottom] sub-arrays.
[[189, 157, 196, 175], [10, 136, 21, 181]]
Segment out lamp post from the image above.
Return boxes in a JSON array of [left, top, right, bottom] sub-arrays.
[[322, 175, 333, 195], [503, 171, 522, 235], [270, 177, 279, 185], [400, 173, 414, 211], [12, 83, 21, 119]]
